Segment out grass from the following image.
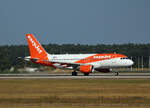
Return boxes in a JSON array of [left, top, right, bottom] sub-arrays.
[[1, 105, 150, 108], [0, 79, 150, 108]]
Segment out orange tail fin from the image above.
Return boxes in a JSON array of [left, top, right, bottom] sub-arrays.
[[26, 34, 48, 59]]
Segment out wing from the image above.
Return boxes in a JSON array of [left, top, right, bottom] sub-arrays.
[[42, 60, 86, 69]]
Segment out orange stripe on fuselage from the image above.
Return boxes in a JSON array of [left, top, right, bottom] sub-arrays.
[[75, 54, 127, 64]]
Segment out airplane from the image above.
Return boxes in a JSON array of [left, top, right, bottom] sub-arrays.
[[25, 34, 134, 76]]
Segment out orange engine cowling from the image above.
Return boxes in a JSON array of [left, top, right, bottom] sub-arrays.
[[79, 65, 94, 73]]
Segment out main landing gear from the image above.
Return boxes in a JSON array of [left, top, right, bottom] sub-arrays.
[[84, 73, 89, 76], [72, 71, 78, 76], [72, 71, 90, 76]]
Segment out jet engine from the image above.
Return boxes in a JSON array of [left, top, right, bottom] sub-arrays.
[[79, 65, 94, 73]]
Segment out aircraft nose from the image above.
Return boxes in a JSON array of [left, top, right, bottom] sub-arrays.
[[128, 60, 134, 66]]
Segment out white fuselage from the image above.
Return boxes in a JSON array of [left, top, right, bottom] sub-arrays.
[[47, 54, 134, 69]]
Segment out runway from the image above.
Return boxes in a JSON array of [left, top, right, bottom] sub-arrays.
[[0, 73, 150, 79]]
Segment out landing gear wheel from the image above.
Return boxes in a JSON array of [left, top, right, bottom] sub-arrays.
[[84, 73, 89, 76], [72, 71, 78, 76], [115, 71, 119, 76]]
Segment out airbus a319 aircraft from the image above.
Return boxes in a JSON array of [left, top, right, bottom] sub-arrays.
[[25, 34, 134, 76]]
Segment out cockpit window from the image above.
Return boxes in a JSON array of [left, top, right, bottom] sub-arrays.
[[120, 57, 129, 60]]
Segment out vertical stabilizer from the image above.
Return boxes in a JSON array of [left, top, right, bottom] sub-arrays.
[[26, 34, 48, 59]]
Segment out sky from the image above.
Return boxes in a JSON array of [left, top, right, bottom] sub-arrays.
[[0, 0, 150, 45]]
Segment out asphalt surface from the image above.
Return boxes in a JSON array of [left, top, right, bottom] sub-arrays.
[[0, 73, 150, 79]]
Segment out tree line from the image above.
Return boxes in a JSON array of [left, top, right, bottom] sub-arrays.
[[0, 43, 150, 71]]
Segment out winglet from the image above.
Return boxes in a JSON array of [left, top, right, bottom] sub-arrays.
[[26, 34, 48, 60]]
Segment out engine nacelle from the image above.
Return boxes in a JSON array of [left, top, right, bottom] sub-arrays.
[[79, 65, 94, 73], [95, 68, 111, 73]]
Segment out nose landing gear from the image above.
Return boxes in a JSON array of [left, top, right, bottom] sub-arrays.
[[114, 71, 119, 76]]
